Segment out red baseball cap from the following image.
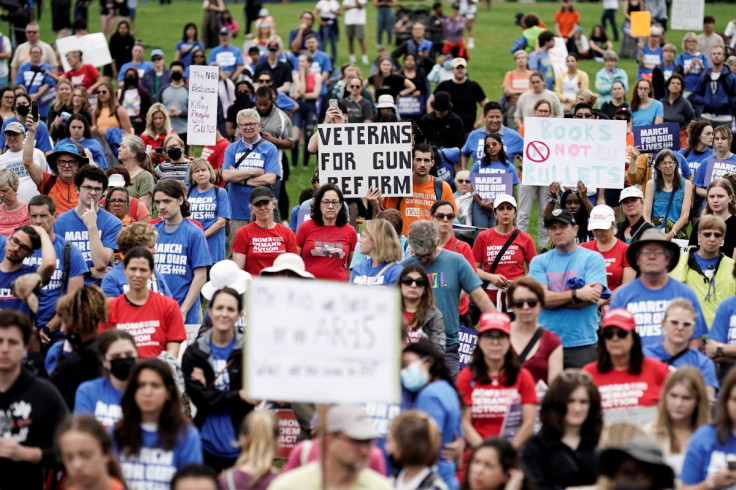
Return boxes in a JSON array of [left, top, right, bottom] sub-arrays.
[[601, 308, 637, 332], [478, 311, 511, 335]]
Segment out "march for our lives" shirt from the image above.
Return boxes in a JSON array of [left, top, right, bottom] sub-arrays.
[[222, 139, 280, 220]]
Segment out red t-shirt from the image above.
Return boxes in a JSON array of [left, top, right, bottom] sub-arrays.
[[141, 132, 172, 166], [473, 228, 537, 301], [233, 222, 298, 276], [106, 292, 186, 358], [201, 138, 230, 187], [443, 236, 475, 315], [457, 367, 538, 440], [64, 65, 100, 89], [581, 239, 629, 290], [296, 220, 357, 281], [512, 329, 562, 385], [583, 357, 670, 412]]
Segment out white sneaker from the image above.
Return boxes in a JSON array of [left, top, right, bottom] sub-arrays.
[[468, 37, 475, 49], [349, 54, 356, 63], [361, 54, 369, 65]]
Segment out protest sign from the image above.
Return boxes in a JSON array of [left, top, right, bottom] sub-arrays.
[[471, 173, 514, 202], [631, 11, 651, 37], [522, 117, 627, 189], [396, 95, 425, 118], [296, 208, 312, 230], [244, 277, 401, 404], [548, 37, 569, 76], [318, 122, 413, 198], [56, 33, 112, 72], [703, 157, 736, 186], [274, 409, 299, 459], [459, 326, 478, 368], [633, 123, 680, 155], [186, 66, 219, 146], [671, 0, 704, 30]]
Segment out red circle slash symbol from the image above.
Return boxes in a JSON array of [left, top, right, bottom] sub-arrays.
[[526, 141, 550, 163]]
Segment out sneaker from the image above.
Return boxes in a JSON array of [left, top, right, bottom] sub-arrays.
[[349, 54, 356, 63], [361, 54, 369, 65], [467, 37, 475, 49]]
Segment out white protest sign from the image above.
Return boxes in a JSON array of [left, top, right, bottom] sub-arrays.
[[522, 117, 627, 189], [548, 37, 569, 76], [670, 0, 704, 30], [186, 65, 219, 146], [318, 122, 413, 198], [56, 33, 112, 71], [244, 277, 401, 404]]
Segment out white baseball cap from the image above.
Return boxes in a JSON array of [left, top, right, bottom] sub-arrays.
[[588, 204, 616, 230], [493, 194, 517, 209], [619, 187, 644, 202]]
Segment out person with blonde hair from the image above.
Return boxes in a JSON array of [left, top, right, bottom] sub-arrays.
[[141, 102, 176, 166], [646, 366, 711, 478], [351, 218, 404, 286], [0, 168, 29, 236], [386, 410, 448, 489], [219, 410, 280, 489], [188, 157, 231, 263], [676, 32, 709, 97]]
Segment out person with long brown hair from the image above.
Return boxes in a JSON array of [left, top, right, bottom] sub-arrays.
[[91, 81, 132, 137], [219, 411, 280, 489], [631, 78, 664, 126], [398, 264, 445, 353], [366, 55, 416, 100], [689, 179, 736, 259], [643, 149, 694, 240], [112, 358, 202, 488]]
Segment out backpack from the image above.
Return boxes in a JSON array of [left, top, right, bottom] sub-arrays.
[[396, 177, 444, 209], [187, 185, 231, 235]]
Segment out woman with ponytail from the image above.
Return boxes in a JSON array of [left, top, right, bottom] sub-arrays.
[[220, 411, 280, 489]]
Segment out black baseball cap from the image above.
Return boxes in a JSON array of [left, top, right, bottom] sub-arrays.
[[544, 209, 576, 227]]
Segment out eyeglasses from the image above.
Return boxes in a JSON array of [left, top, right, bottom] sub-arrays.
[[638, 248, 667, 257], [166, 146, 181, 151], [80, 184, 103, 193], [109, 198, 128, 205], [666, 318, 694, 329], [57, 159, 79, 167], [574, 113, 594, 119], [510, 298, 540, 308], [701, 231, 724, 238], [457, 179, 471, 184], [485, 142, 500, 147], [9, 236, 32, 255], [400, 276, 428, 287], [321, 200, 341, 207], [602, 329, 630, 340], [26, 30, 38, 34], [349, 85, 362, 89], [238, 122, 258, 128], [98, 90, 108, 94], [560, 369, 593, 384], [4, 132, 22, 138], [659, 160, 677, 167], [433, 212, 456, 221]]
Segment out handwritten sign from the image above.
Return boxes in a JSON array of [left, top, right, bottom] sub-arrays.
[[633, 123, 680, 155], [522, 117, 627, 189], [471, 173, 514, 202], [318, 122, 413, 198], [56, 33, 112, 71], [244, 277, 401, 404], [704, 157, 736, 186], [631, 11, 651, 37], [187, 66, 219, 146], [671, 0, 704, 30]]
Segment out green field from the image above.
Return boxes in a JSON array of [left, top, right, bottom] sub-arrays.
[[33, 0, 735, 242]]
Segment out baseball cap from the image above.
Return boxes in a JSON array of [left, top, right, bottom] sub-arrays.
[[201, 260, 251, 300], [544, 208, 576, 227], [150, 49, 164, 60], [477, 311, 511, 335], [326, 405, 380, 440], [588, 205, 616, 231], [619, 187, 644, 202], [250, 186, 276, 205], [601, 307, 637, 332], [493, 194, 517, 210], [451, 57, 467, 69], [219, 27, 231, 35], [266, 40, 280, 51], [4, 121, 24, 134], [108, 174, 126, 188]]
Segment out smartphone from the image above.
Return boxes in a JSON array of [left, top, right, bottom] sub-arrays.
[[31, 100, 39, 121], [328, 99, 338, 109], [728, 457, 736, 471]]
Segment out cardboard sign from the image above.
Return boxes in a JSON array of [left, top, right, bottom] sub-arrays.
[[458, 326, 478, 368], [633, 123, 680, 155], [670, 0, 704, 30], [317, 122, 413, 198], [704, 158, 736, 186], [471, 172, 514, 202], [548, 37, 569, 76], [631, 11, 651, 37], [56, 33, 112, 71], [244, 277, 401, 404], [186, 66, 219, 146], [522, 117, 627, 189], [274, 409, 300, 459]]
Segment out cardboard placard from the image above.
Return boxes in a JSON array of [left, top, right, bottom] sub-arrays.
[[631, 11, 651, 37], [633, 123, 680, 155], [704, 158, 736, 187], [670, 0, 704, 30], [471, 172, 514, 202], [186, 66, 219, 146], [56, 33, 112, 71]]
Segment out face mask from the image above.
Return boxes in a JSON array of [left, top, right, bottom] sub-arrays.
[[237, 91, 250, 103], [110, 357, 136, 381], [400, 361, 429, 392], [125, 75, 137, 85], [443, 60, 452, 70], [16, 105, 30, 116], [167, 147, 182, 160], [171, 71, 183, 81]]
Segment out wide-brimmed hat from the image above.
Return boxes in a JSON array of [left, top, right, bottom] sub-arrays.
[[375, 94, 397, 111], [201, 260, 252, 300], [600, 436, 675, 489], [47, 143, 89, 173], [260, 253, 314, 279], [626, 228, 680, 273], [431, 91, 453, 111]]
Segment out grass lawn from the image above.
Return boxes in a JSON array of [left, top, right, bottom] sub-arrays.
[[34, 0, 734, 244]]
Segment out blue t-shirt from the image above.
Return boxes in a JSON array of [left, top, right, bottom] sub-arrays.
[[528, 247, 608, 348], [55, 137, 108, 169], [461, 126, 523, 168], [208, 46, 244, 74], [694, 253, 720, 277], [188, 186, 232, 263], [153, 219, 212, 324], [349, 260, 404, 286], [681, 147, 714, 183], [402, 249, 482, 346], [638, 44, 663, 79], [0, 259, 37, 317], [23, 235, 88, 329], [470, 159, 520, 185], [632, 99, 664, 127], [290, 50, 332, 95], [610, 277, 708, 348], [14, 63, 55, 117], [222, 138, 281, 220], [113, 424, 203, 488], [54, 208, 122, 286], [0, 117, 53, 153], [275, 91, 298, 112], [116, 60, 154, 82], [675, 52, 710, 92], [175, 40, 205, 68], [643, 343, 719, 389], [101, 262, 172, 298], [681, 424, 736, 485], [74, 377, 123, 429], [707, 296, 736, 345], [287, 28, 321, 52], [200, 339, 239, 458], [528, 49, 554, 90], [694, 154, 736, 189]]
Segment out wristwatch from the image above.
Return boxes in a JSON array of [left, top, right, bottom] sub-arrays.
[[571, 289, 578, 303], [717, 343, 724, 357]]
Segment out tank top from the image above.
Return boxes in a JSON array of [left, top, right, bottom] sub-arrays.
[[96, 106, 121, 133], [514, 329, 562, 385], [652, 177, 686, 223]]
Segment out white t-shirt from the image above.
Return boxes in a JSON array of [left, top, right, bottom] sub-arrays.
[[343, 0, 366, 25], [603, 0, 619, 10], [0, 148, 50, 201], [315, 0, 339, 20], [0, 33, 11, 80]]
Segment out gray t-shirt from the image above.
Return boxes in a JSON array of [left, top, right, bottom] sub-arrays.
[[160, 84, 189, 134]]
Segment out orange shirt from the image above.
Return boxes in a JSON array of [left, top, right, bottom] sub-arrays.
[[555, 11, 579, 38], [40, 172, 78, 214], [383, 179, 457, 236], [502, 69, 533, 100]]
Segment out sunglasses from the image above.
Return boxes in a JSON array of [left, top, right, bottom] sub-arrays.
[[258, 79, 272, 83], [602, 329, 630, 340], [666, 318, 694, 329], [560, 369, 593, 384], [510, 298, 539, 308], [701, 231, 724, 238], [433, 212, 456, 221], [400, 276, 428, 287], [457, 179, 471, 184], [574, 113, 594, 119]]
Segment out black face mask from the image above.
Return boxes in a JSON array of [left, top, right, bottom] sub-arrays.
[[167, 147, 182, 160], [237, 91, 250, 103], [16, 105, 30, 116], [125, 75, 138, 85], [110, 357, 136, 381], [171, 71, 183, 82]]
